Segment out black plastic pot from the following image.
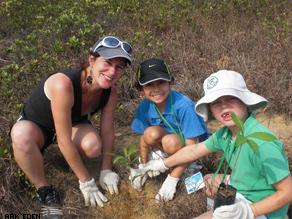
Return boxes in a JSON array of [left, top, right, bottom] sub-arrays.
[[214, 183, 237, 210]]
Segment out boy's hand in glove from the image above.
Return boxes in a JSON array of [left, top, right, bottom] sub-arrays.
[[99, 170, 119, 195], [79, 177, 108, 207], [146, 150, 168, 178], [213, 201, 254, 219], [155, 174, 179, 203], [143, 159, 169, 176]]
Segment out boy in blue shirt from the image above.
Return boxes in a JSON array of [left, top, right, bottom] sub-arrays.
[[143, 70, 292, 218], [130, 58, 210, 202]]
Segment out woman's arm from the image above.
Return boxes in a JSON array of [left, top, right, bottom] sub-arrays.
[[251, 174, 292, 217], [99, 85, 118, 170], [48, 73, 90, 182]]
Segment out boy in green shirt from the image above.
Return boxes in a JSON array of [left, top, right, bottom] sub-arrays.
[[143, 70, 292, 219]]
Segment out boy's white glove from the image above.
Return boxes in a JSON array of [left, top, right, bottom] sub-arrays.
[[146, 150, 168, 178], [79, 177, 108, 207], [155, 174, 179, 203], [129, 164, 148, 191], [213, 201, 254, 219], [143, 158, 169, 176], [99, 170, 119, 195]]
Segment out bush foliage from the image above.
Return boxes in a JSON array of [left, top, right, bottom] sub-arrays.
[[1, 0, 292, 217]]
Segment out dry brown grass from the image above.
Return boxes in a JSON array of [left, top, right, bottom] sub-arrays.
[[1, 112, 291, 218], [1, 1, 292, 218]]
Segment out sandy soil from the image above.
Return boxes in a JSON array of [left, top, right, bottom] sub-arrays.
[[42, 111, 292, 218]]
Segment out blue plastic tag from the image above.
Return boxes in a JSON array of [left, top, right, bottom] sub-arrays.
[[184, 172, 205, 194]]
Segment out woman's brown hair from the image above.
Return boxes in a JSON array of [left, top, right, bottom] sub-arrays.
[[80, 52, 100, 85]]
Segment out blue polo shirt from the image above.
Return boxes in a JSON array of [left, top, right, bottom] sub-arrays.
[[131, 90, 210, 141]]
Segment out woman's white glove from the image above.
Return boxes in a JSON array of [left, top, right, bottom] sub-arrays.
[[129, 164, 148, 191], [143, 158, 169, 176], [146, 150, 168, 178], [99, 170, 119, 195], [213, 201, 254, 219], [79, 177, 108, 207], [155, 174, 179, 203]]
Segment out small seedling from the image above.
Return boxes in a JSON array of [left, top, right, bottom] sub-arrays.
[[105, 143, 140, 169], [105, 144, 143, 187], [231, 112, 277, 153], [213, 112, 278, 209], [228, 112, 277, 180], [218, 112, 278, 180]]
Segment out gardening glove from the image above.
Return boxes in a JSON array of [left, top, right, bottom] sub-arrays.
[[79, 177, 108, 207], [155, 174, 179, 203], [148, 150, 168, 160], [129, 164, 148, 191], [213, 201, 254, 219], [147, 150, 169, 178], [143, 159, 169, 176], [99, 170, 119, 195]]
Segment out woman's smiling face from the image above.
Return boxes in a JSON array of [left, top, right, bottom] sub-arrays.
[[90, 56, 126, 89]]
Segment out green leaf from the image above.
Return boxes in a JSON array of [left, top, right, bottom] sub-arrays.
[[123, 147, 128, 158], [247, 132, 277, 142], [230, 112, 244, 134], [113, 156, 127, 164], [128, 143, 138, 157], [247, 139, 259, 154], [131, 155, 141, 163], [235, 135, 247, 146], [113, 156, 121, 164], [104, 152, 116, 156]]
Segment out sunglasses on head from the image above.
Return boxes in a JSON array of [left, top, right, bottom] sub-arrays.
[[93, 36, 132, 56]]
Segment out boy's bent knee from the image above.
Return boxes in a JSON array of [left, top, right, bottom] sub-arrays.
[[162, 144, 179, 154], [204, 174, 220, 198], [204, 174, 214, 183], [161, 137, 182, 154], [144, 128, 159, 139]]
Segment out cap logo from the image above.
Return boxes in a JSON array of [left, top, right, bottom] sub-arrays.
[[207, 76, 218, 90], [149, 64, 156, 68]]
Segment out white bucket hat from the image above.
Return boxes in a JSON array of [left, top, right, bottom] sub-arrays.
[[195, 70, 268, 121]]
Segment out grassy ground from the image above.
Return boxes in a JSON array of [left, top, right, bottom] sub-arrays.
[[1, 111, 291, 218], [1, 0, 292, 218]]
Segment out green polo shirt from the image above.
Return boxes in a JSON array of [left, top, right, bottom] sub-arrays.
[[205, 113, 290, 219]]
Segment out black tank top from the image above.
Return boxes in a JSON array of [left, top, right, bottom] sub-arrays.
[[23, 68, 111, 129]]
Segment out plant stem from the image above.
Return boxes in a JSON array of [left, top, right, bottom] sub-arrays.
[[228, 145, 242, 184]]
